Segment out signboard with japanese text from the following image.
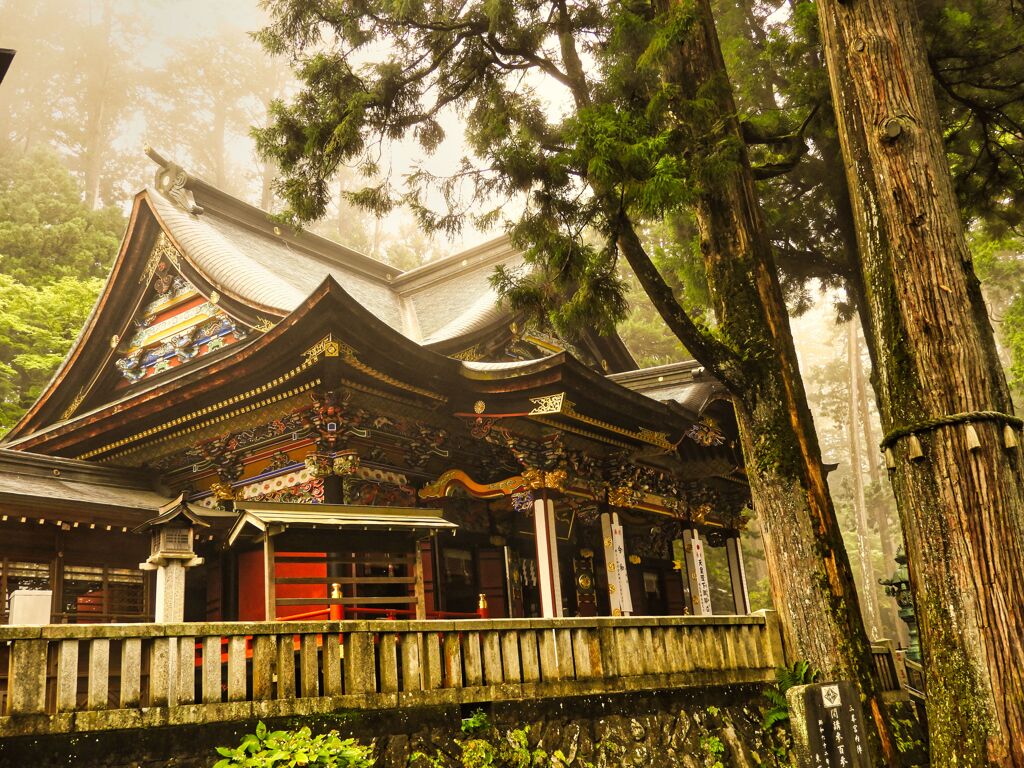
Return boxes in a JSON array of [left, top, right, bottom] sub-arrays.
[[601, 512, 632, 615], [611, 520, 632, 614], [690, 535, 713, 615], [786, 680, 872, 768]]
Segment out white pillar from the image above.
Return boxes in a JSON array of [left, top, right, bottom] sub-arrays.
[[726, 535, 751, 615], [154, 560, 187, 623], [601, 511, 632, 616], [533, 494, 563, 618], [682, 528, 713, 615]]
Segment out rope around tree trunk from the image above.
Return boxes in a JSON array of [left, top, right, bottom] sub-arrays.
[[880, 410, 1023, 451]]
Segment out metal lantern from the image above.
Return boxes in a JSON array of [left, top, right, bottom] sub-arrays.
[[879, 546, 920, 662]]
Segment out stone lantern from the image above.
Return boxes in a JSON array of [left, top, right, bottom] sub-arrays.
[[879, 546, 920, 662], [135, 494, 209, 623]]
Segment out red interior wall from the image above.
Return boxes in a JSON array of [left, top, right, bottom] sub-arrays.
[[275, 552, 327, 619], [236, 549, 328, 621], [237, 550, 266, 621]]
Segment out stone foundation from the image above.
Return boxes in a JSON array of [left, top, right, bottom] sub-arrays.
[[0, 686, 793, 768]]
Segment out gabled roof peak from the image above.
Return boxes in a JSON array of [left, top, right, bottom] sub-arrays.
[[144, 145, 516, 286]]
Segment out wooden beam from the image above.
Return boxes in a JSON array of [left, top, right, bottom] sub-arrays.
[[414, 544, 426, 620], [263, 533, 276, 621]]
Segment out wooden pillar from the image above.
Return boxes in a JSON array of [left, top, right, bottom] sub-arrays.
[[262, 533, 276, 621], [414, 540, 426, 620], [726, 534, 751, 615], [682, 528, 712, 615], [533, 493, 562, 618]]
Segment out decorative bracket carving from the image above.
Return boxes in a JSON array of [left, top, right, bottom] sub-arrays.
[[152, 159, 203, 215]]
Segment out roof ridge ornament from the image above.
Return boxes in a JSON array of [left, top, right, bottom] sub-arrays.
[[145, 145, 204, 215]]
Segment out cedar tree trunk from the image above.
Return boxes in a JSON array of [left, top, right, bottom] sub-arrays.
[[817, 1, 1024, 764], [848, 321, 882, 638], [615, 2, 902, 761]]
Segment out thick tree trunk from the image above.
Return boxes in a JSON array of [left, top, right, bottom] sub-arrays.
[[847, 321, 881, 639], [817, 2, 1024, 764], [624, 2, 901, 762]]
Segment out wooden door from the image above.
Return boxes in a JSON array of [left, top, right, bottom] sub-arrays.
[[476, 547, 507, 618]]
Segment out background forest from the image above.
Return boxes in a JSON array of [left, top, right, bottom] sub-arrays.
[[1, 0, 1022, 644]]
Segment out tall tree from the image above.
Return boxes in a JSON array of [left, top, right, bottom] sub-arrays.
[[254, 1, 897, 760], [846, 321, 881, 639], [145, 35, 289, 197], [816, 1, 1024, 764], [852, 323, 904, 642], [0, 144, 121, 431], [0, 147, 124, 286], [0, 0, 142, 208]]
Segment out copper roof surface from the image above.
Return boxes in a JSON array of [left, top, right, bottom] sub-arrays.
[[0, 449, 168, 512], [607, 360, 728, 417], [146, 152, 520, 346]]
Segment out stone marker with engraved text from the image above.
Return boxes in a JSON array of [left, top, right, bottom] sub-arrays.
[[786, 680, 872, 768]]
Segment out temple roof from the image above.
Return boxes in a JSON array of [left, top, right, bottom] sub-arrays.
[[2, 151, 739, 480], [608, 360, 729, 417], [144, 148, 534, 345], [0, 448, 168, 517], [2, 150, 644, 443]]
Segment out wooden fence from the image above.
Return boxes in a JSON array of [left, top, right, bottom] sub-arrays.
[[0, 613, 786, 737]]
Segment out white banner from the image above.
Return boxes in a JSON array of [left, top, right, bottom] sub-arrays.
[[601, 513, 621, 615], [602, 513, 632, 615], [691, 535, 713, 615], [611, 521, 633, 614]]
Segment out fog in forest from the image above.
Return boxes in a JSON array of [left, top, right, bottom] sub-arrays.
[[3, 0, 981, 638], [0, 0, 489, 265]]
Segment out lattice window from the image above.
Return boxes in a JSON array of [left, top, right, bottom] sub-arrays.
[[60, 565, 146, 623]]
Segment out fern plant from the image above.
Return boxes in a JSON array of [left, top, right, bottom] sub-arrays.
[[761, 660, 820, 731]]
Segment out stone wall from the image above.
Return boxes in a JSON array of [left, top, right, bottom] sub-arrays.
[[0, 687, 792, 768]]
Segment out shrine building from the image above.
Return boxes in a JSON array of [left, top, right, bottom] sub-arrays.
[[0, 149, 754, 627]]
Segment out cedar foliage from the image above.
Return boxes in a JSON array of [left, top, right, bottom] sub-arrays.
[[0, 146, 119, 432], [254, 2, 897, 762]]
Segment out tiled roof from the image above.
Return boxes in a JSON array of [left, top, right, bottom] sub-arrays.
[[0, 449, 168, 512], [607, 360, 727, 417], [147, 153, 518, 346]]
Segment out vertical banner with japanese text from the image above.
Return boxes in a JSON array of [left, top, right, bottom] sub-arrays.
[[601, 512, 633, 615], [690, 534, 713, 615]]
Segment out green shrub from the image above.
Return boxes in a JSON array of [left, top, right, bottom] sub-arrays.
[[214, 721, 375, 767], [409, 712, 562, 767]]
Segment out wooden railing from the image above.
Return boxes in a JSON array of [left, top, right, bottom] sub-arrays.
[[871, 639, 924, 702], [0, 612, 785, 737]]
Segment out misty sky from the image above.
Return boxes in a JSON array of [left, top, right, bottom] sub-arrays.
[[0, 0, 843, 382], [0, 0, 499, 254]]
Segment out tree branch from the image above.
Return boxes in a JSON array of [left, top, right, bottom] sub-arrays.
[[612, 210, 744, 390]]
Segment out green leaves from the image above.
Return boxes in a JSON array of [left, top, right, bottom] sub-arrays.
[[0, 273, 104, 434], [0, 147, 123, 287], [759, 660, 820, 732], [212, 722, 375, 768]]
